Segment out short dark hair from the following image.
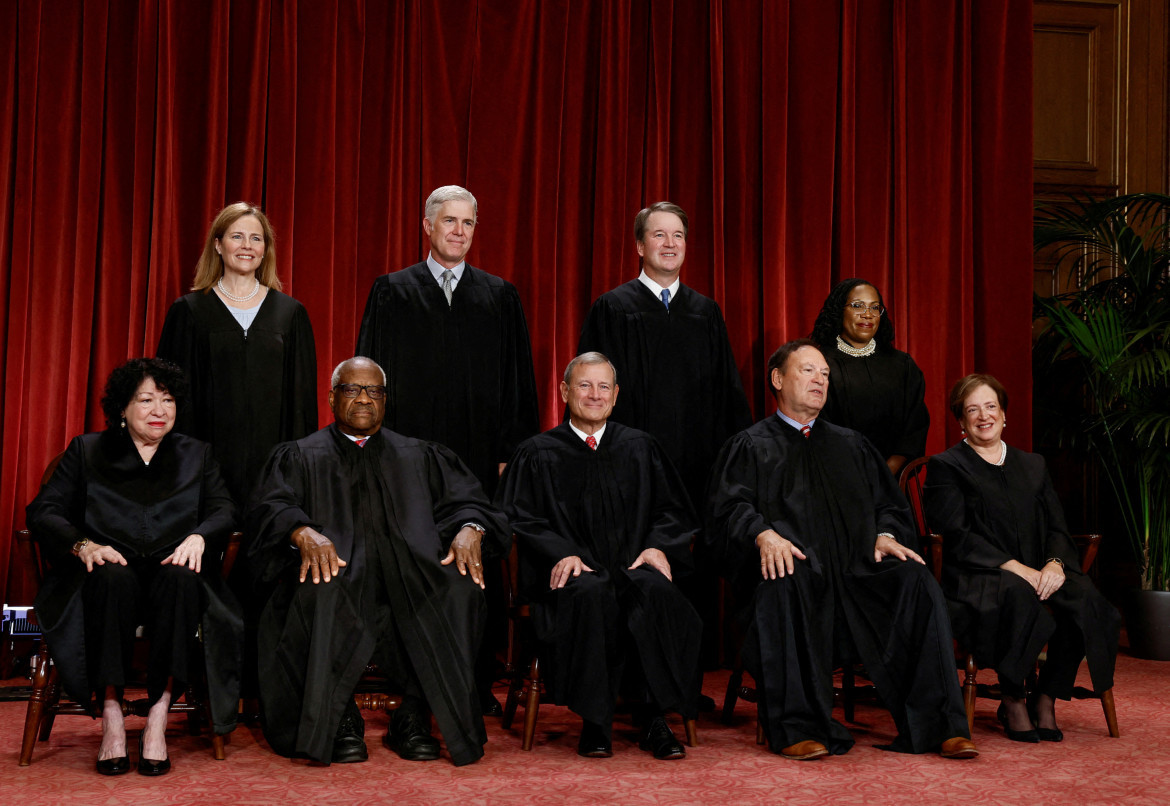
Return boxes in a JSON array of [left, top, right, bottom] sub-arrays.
[[809, 278, 895, 349], [634, 201, 689, 242], [101, 358, 189, 429], [765, 338, 821, 399], [948, 373, 1008, 420]]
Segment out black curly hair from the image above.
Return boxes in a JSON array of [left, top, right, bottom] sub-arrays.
[[809, 278, 896, 350], [100, 357, 189, 429]]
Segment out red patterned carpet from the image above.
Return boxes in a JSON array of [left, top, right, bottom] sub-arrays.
[[3, 654, 1166, 805]]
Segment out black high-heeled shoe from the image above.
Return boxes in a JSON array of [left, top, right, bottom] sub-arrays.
[[137, 731, 171, 776], [95, 751, 131, 776], [997, 703, 1039, 743], [1026, 694, 1064, 742]]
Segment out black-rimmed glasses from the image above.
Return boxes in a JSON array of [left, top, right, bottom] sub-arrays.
[[333, 383, 387, 400]]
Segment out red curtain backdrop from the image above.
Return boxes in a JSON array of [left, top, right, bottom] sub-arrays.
[[0, 0, 1034, 603]]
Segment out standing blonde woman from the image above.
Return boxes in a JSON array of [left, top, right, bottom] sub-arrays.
[[157, 202, 317, 506]]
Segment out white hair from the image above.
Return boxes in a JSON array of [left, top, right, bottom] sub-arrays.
[[563, 352, 617, 385], [425, 185, 478, 222], [331, 357, 386, 387]]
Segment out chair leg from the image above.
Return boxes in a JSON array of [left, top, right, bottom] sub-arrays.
[[212, 732, 227, 760], [963, 654, 978, 736], [755, 718, 765, 746], [19, 643, 55, 766], [722, 665, 743, 725], [684, 718, 698, 747], [520, 656, 542, 751], [1100, 688, 1120, 738], [502, 676, 521, 730]]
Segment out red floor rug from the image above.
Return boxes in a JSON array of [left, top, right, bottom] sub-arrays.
[[3, 653, 1166, 805]]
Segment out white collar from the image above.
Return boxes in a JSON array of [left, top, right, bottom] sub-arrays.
[[427, 254, 466, 282], [568, 419, 607, 446], [637, 271, 681, 300]]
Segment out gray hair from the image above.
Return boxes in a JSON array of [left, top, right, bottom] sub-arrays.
[[331, 356, 387, 387], [563, 352, 618, 385], [425, 185, 478, 222]]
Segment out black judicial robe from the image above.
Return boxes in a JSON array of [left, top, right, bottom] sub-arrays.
[[497, 422, 702, 725], [245, 424, 509, 766], [157, 289, 318, 505], [577, 280, 752, 505], [706, 416, 969, 754], [820, 346, 929, 464], [26, 430, 242, 734], [924, 442, 1119, 693], [356, 262, 539, 496]]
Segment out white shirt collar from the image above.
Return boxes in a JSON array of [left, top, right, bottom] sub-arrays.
[[427, 253, 466, 283], [637, 270, 681, 300], [568, 419, 607, 446], [775, 410, 815, 432]]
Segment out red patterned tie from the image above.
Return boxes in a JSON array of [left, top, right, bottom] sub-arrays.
[[356, 437, 368, 447], [586, 435, 597, 450], [800, 425, 810, 439]]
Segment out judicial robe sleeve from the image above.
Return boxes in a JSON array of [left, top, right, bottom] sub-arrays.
[[704, 430, 801, 586], [896, 356, 930, 459], [244, 441, 324, 586], [424, 441, 511, 559], [495, 284, 540, 465], [923, 456, 1016, 570]]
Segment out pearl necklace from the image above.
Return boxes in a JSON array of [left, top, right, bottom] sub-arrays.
[[217, 277, 261, 302], [964, 438, 1007, 466], [836, 335, 876, 358]]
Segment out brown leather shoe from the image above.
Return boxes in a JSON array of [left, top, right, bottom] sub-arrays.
[[939, 736, 979, 759], [779, 740, 829, 760]]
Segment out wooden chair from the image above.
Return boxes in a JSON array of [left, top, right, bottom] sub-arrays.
[[898, 456, 1120, 738], [501, 544, 699, 750], [17, 452, 243, 766]]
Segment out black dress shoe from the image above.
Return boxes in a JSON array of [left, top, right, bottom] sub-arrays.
[[480, 692, 503, 717], [639, 716, 685, 760], [997, 704, 1039, 743], [577, 721, 613, 758], [137, 732, 171, 776], [384, 709, 441, 761], [332, 701, 369, 763], [96, 753, 131, 776]]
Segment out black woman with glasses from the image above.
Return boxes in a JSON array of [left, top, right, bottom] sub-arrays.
[[809, 278, 929, 477]]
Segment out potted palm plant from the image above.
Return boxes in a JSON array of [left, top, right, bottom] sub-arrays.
[[1033, 192, 1170, 660]]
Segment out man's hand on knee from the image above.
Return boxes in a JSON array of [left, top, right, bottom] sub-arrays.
[[441, 525, 486, 589], [873, 533, 924, 565], [291, 526, 346, 584], [755, 529, 805, 580], [550, 555, 594, 590], [628, 548, 672, 581]]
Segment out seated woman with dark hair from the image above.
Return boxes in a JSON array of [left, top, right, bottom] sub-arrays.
[[809, 278, 929, 477], [924, 373, 1120, 743], [26, 358, 241, 776]]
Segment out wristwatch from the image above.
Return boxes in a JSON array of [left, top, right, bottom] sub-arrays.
[[1046, 556, 1065, 568], [71, 538, 89, 557]]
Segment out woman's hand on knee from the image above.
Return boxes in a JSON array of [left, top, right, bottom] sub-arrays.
[[160, 534, 205, 573], [80, 542, 127, 572]]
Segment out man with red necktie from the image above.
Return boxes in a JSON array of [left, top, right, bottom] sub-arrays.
[[706, 339, 977, 762], [497, 352, 701, 761]]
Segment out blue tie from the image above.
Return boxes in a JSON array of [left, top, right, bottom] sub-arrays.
[[660, 288, 670, 311]]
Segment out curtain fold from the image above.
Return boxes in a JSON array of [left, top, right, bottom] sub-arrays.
[[0, 0, 1033, 603]]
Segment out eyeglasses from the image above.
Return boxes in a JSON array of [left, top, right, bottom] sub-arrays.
[[333, 384, 387, 400], [845, 301, 885, 316]]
